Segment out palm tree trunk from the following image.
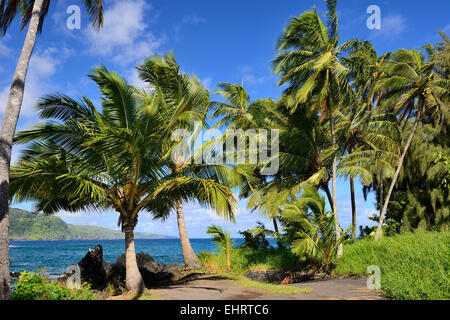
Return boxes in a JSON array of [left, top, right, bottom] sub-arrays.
[[323, 184, 334, 210], [0, 0, 44, 300], [272, 217, 283, 248], [176, 201, 202, 270], [350, 177, 356, 242], [330, 114, 343, 257], [375, 106, 423, 240], [124, 225, 144, 292], [226, 246, 231, 272], [379, 172, 384, 216]]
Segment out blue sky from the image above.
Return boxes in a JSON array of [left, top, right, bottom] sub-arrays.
[[1, 0, 449, 238]]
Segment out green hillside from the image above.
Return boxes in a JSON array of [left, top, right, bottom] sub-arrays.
[[9, 208, 176, 240]]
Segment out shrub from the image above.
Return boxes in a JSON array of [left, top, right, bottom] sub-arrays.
[[13, 269, 96, 300], [281, 185, 350, 273]]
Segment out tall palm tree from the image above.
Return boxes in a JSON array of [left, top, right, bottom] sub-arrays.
[[335, 41, 398, 240], [0, 0, 103, 299], [273, 0, 356, 256], [206, 224, 234, 272], [247, 101, 335, 227], [209, 83, 281, 232], [137, 54, 239, 270], [373, 49, 449, 240], [335, 107, 401, 241]]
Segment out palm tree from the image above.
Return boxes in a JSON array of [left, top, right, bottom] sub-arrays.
[[137, 54, 239, 270], [273, 0, 357, 256], [206, 224, 234, 272], [373, 49, 449, 240], [248, 221, 284, 248], [209, 83, 283, 233], [425, 31, 450, 79], [210, 82, 273, 129], [0, 0, 103, 299], [335, 105, 401, 241], [333, 42, 399, 241], [9, 65, 232, 292], [280, 184, 349, 273], [246, 99, 338, 238]]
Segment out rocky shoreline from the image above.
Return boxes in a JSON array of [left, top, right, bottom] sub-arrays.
[[11, 244, 190, 294]]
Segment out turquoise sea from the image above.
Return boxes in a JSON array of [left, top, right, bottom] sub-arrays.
[[10, 238, 249, 276]]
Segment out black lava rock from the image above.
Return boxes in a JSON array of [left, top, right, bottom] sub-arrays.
[[77, 244, 108, 290], [243, 270, 287, 283]]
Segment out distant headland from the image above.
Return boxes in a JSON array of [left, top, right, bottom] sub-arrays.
[[9, 208, 177, 240]]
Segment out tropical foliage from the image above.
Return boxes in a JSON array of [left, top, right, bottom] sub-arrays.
[[13, 269, 95, 300], [206, 224, 234, 272], [280, 185, 350, 272]]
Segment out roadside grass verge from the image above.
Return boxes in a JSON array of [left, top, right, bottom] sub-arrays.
[[198, 246, 304, 274], [219, 273, 311, 295], [335, 231, 450, 300]]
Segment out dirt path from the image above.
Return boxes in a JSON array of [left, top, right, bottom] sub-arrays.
[[148, 275, 386, 300]]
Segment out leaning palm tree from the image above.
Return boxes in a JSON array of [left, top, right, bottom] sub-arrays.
[[137, 54, 239, 270], [373, 49, 449, 240], [206, 225, 234, 272], [0, 0, 103, 299], [273, 0, 357, 256]]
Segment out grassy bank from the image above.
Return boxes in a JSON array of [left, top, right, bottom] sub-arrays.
[[198, 246, 304, 274], [335, 231, 450, 300], [200, 231, 449, 300]]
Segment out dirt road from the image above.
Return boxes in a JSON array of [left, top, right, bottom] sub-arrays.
[[148, 275, 387, 300]]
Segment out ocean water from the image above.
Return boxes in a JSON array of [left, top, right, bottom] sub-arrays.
[[10, 238, 247, 276]]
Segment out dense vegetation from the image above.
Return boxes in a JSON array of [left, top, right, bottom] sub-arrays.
[[9, 208, 173, 240], [335, 231, 450, 300], [13, 270, 95, 300]]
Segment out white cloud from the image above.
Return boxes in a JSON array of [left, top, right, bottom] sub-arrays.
[[84, 0, 163, 66], [373, 14, 406, 37], [238, 66, 265, 85], [175, 14, 205, 33], [128, 68, 146, 88], [0, 47, 67, 118], [0, 41, 11, 57], [242, 74, 265, 85], [200, 77, 213, 91]]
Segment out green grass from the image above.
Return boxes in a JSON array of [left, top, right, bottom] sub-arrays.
[[335, 231, 450, 300], [198, 246, 311, 295], [220, 273, 311, 295], [198, 246, 304, 274]]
